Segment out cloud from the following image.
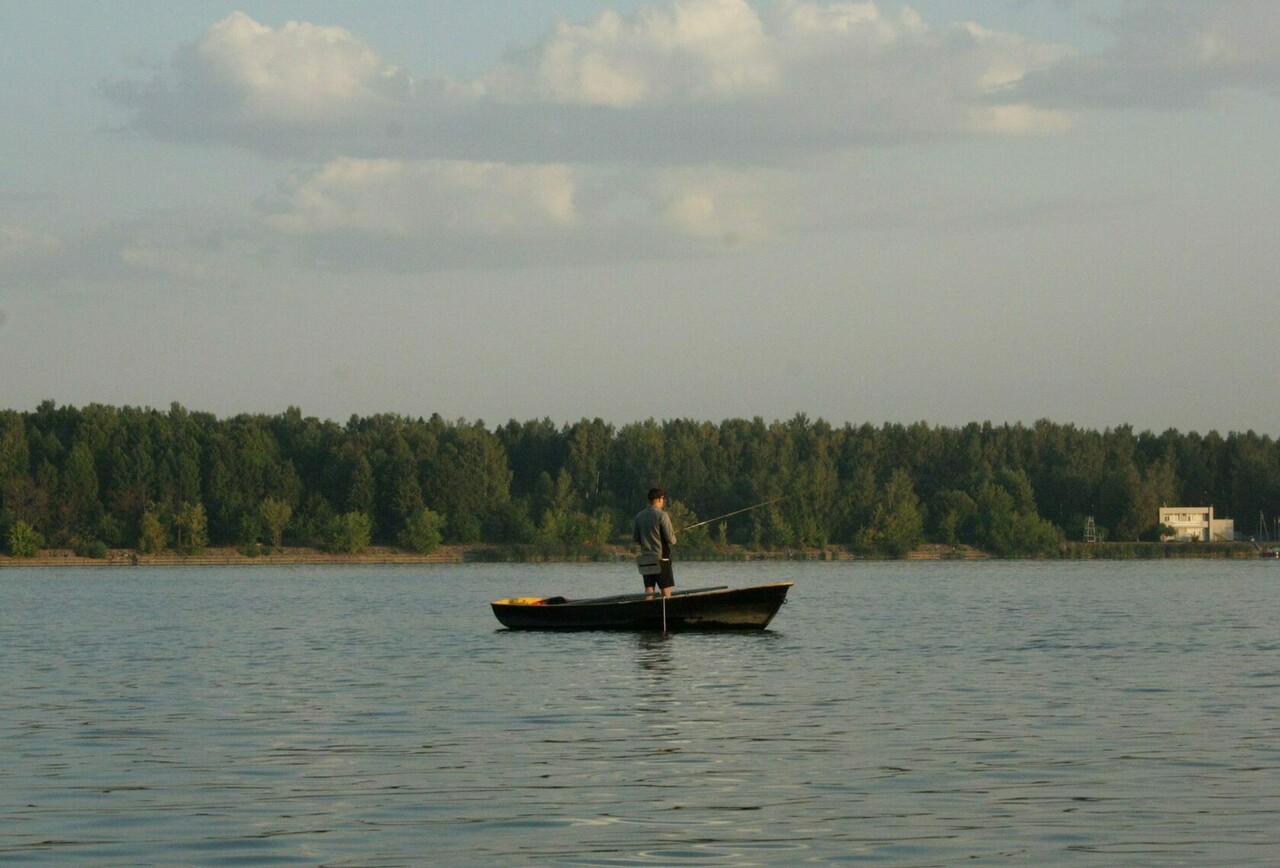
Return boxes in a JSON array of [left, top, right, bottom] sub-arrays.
[[117, 243, 212, 283], [480, 0, 776, 107], [0, 226, 60, 269], [650, 165, 775, 241], [1016, 0, 1280, 108], [253, 157, 777, 269], [104, 2, 1074, 163], [0, 213, 262, 290], [3, 157, 783, 282], [259, 158, 578, 238], [85, 1, 1280, 275], [103, 11, 412, 154]]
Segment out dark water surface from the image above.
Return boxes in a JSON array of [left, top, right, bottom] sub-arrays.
[[3, 560, 1279, 865]]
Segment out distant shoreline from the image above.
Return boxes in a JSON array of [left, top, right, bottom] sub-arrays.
[[3, 542, 942, 568], [1, 545, 475, 568], [1, 541, 1270, 567]]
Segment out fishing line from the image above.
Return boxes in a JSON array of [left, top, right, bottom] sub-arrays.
[[678, 495, 791, 534]]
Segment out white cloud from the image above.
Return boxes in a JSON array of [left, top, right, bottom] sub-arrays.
[[105, 1, 1076, 162], [104, 11, 411, 150], [0, 212, 263, 290], [1017, 0, 1280, 108], [118, 245, 210, 283], [85, 1, 1280, 276], [0, 226, 59, 268], [3, 158, 784, 281], [650, 166, 773, 241], [259, 158, 578, 237], [483, 0, 775, 106], [253, 156, 778, 267], [189, 11, 412, 123], [967, 103, 1071, 136]]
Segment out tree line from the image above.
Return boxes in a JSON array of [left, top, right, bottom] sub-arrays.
[[2, 402, 1278, 558]]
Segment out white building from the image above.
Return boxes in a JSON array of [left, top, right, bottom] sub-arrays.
[[1159, 506, 1235, 542]]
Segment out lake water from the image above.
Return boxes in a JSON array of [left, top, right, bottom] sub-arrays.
[[3, 560, 1279, 865]]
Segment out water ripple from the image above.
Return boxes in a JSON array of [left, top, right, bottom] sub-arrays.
[[3, 561, 1280, 864]]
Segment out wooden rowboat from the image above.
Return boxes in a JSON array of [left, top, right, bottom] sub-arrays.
[[490, 582, 793, 631]]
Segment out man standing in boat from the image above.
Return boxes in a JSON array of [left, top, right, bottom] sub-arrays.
[[633, 488, 676, 597]]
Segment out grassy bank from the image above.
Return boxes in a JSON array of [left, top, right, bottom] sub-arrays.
[[2, 541, 1271, 568], [1, 543, 923, 567], [1058, 541, 1267, 559]]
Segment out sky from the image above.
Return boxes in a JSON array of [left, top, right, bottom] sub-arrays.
[[1, 0, 1278, 434]]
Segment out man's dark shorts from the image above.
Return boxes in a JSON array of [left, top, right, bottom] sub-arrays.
[[644, 559, 675, 590]]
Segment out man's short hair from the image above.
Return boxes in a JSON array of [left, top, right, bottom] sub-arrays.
[[647, 487, 667, 502]]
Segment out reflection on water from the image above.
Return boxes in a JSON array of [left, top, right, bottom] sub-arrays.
[[634, 632, 675, 675], [3, 561, 1280, 865]]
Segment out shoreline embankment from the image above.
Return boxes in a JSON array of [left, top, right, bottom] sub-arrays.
[[2, 541, 1271, 568]]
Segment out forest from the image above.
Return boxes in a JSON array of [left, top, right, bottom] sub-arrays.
[[2, 402, 1278, 559]]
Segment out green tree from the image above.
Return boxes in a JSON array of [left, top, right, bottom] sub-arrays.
[[662, 499, 710, 549], [238, 511, 263, 550], [174, 501, 209, 554], [6, 402, 1280, 555], [566, 508, 615, 549], [497, 418, 566, 501], [787, 417, 837, 547], [0, 410, 30, 517], [483, 498, 538, 543], [1227, 433, 1280, 537], [565, 418, 614, 507], [399, 507, 445, 553], [422, 422, 511, 543], [326, 511, 372, 554], [259, 496, 293, 548], [7, 520, 43, 557], [534, 469, 572, 547], [345, 452, 375, 518], [859, 469, 924, 558], [138, 509, 167, 554], [58, 442, 103, 538], [289, 493, 332, 548], [610, 420, 666, 510], [930, 489, 977, 546], [974, 480, 1063, 556]]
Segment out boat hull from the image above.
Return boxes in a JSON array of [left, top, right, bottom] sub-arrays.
[[491, 582, 792, 631]]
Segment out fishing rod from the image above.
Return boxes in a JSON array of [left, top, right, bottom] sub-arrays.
[[678, 495, 791, 534]]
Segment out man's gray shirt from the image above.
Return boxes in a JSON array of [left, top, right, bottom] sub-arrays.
[[633, 506, 676, 557]]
